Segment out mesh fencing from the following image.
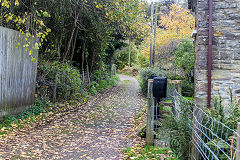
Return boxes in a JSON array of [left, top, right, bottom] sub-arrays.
[[168, 85, 240, 160]]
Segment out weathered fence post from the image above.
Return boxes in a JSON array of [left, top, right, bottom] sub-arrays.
[[236, 122, 240, 160], [167, 80, 182, 94], [176, 80, 182, 95], [146, 79, 154, 145], [53, 72, 58, 102], [113, 65, 116, 75]]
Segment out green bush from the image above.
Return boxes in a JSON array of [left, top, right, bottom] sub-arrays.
[[161, 113, 192, 159], [17, 98, 50, 120], [160, 97, 192, 159], [139, 67, 166, 95], [37, 60, 83, 102], [174, 39, 194, 76], [167, 74, 185, 80], [166, 74, 194, 97], [90, 68, 108, 83], [137, 54, 149, 68], [0, 98, 51, 129], [182, 80, 194, 97], [115, 44, 139, 70]]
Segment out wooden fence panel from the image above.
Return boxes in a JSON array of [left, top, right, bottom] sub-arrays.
[[0, 26, 38, 119]]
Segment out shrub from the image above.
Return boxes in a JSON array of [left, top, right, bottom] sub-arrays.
[[161, 113, 192, 159], [160, 97, 192, 159], [166, 74, 194, 97], [182, 80, 194, 97], [174, 39, 194, 76], [137, 54, 149, 68], [139, 67, 166, 95], [115, 44, 139, 70], [90, 68, 108, 83], [37, 60, 83, 102]]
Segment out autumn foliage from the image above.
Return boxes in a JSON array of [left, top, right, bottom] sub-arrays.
[[141, 4, 195, 58]]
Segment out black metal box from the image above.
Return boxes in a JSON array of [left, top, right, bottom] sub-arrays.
[[152, 77, 167, 98]]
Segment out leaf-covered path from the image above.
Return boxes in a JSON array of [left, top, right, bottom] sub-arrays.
[[0, 75, 145, 160]]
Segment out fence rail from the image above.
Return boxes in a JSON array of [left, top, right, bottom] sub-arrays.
[[146, 79, 240, 160]]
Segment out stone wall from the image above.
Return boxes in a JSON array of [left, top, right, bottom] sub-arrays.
[[177, 0, 188, 8], [195, 0, 240, 107]]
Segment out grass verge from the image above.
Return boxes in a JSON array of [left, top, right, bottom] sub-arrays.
[[123, 145, 177, 160]]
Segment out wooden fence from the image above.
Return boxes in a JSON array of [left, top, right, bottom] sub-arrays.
[[0, 26, 38, 119]]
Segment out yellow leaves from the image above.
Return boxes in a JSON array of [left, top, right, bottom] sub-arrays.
[[26, 32, 31, 37], [159, 4, 194, 39], [104, 0, 147, 30], [1, 127, 5, 132], [46, 28, 51, 33], [1, 0, 9, 8], [31, 57, 37, 63], [38, 20, 44, 26], [29, 50, 32, 55], [15, 0, 19, 6], [23, 44, 29, 48], [34, 42, 39, 50], [16, 42, 20, 48], [43, 11, 50, 18], [140, 4, 194, 60]]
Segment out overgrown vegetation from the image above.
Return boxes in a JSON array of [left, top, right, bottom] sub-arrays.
[[159, 89, 240, 159], [160, 104, 192, 159], [0, 98, 51, 135], [123, 145, 176, 160], [37, 60, 84, 102], [138, 67, 166, 95], [0, 60, 119, 135], [0, 71, 119, 135], [207, 89, 240, 131]]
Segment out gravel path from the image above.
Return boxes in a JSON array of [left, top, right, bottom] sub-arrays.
[[0, 75, 145, 160]]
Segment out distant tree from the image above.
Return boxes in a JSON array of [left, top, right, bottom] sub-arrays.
[[140, 4, 194, 66]]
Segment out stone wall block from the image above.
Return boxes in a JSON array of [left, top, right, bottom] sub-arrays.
[[195, 70, 207, 81], [233, 51, 240, 60], [212, 70, 232, 80], [197, 36, 209, 45]]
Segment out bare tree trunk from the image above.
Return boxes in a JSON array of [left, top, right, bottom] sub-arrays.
[[63, 26, 76, 62], [128, 37, 131, 67], [149, 1, 154, 66], [63, 13, 80, 63], [70, 28, 79, 63], [90, 53, 95, 73], [57, 33, 63, 60], [153, 3, 158, 66], [86, 59, 91, 87], [82, 40, 86, 83]]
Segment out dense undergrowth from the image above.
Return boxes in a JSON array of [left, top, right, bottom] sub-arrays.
[[123, 145, 176, 160], [0, 60, 119, 136], [158, 90, 240, 159], [123, 105, 176, 160]]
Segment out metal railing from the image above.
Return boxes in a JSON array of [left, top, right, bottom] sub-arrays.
[[170, 86, 240, 160], [146, 80, 240, 160]]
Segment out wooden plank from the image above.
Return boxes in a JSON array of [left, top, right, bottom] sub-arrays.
[[0, 26, 38, 118], [146, 79, 154, 145]]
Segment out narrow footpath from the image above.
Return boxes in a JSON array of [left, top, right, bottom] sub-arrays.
[[0, 75, 145, 160]]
